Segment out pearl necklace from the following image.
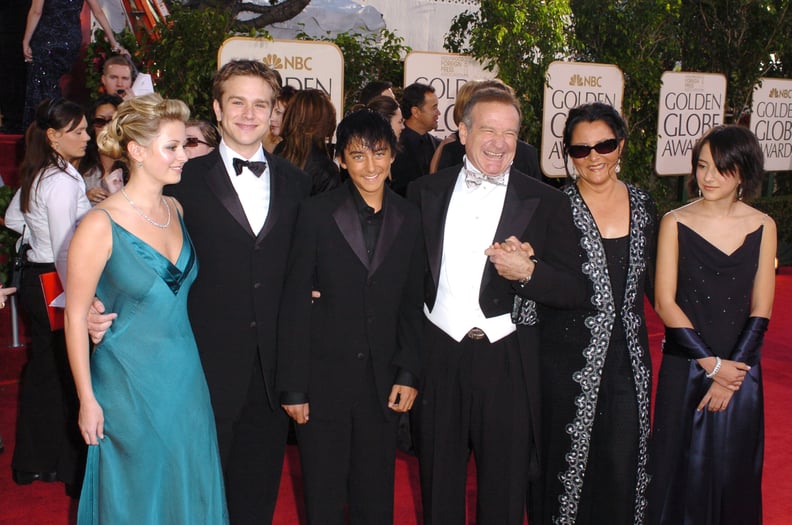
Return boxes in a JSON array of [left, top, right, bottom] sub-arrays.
[[120, 188, 172, 229]]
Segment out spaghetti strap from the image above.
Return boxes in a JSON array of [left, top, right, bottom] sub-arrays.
[[90, 207, 114, 222]]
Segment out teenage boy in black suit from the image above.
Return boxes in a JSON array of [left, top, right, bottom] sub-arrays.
[[277, 109, 424, 524]]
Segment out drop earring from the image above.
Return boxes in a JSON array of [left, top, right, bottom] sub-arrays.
[[615, 159, 621, 174], [737, 184, 744, 201]]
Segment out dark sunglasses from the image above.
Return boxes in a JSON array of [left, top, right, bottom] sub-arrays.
[[567, 138, 619, 159], [185, 137, 211, 148], [93, 116, 112, 128]]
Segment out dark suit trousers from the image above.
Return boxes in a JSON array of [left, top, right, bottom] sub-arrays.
[[295, 363, 398, 525], [13, 265, 84, 489], [415, 322, 530, 525], [217, 357, 289, 525]]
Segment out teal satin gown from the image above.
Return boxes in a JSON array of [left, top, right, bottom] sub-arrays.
[[77, 210, 228, 524]]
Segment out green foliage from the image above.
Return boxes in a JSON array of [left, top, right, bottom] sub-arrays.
[[0, 186, 21, 284], [85, 6, 236, 120], [84, 28, 139, 95], [138, 5, 236, 120], [570, 0, 681, 202], [445, 0, 791, 208], [675, 0, 792, 119], [444, 0, 574, 142], [298, 29, 410, 114]]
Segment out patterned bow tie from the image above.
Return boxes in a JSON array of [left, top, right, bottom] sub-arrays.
[[232, 158, 267, 177], [464, 167, 507, 188]]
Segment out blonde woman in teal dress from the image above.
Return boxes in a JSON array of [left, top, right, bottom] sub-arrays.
[[64, 94, 228, 524]]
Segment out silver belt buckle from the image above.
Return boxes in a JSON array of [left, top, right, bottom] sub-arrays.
[[466, 327, 486, 341]]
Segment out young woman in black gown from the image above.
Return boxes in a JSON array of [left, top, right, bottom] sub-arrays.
[[650, 125, 776, 525]]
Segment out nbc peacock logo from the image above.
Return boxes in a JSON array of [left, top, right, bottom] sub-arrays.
[[263, 54, 284, 70]]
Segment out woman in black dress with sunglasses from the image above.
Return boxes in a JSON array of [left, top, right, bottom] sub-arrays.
[[535, 102, 658, 524]]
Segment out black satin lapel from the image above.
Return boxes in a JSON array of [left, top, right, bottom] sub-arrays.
[[204, 158, 256, 238], [369, 196, 404, 277], [333, 197, 370, 270], [493, 172, 540, 243], [257, 168, 280, 243], [482, 172, 540, 292], [422, 181, 454, 291]]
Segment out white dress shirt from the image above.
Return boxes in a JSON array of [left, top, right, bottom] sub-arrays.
[[425, 159, 516, 343], [218, 140, 270, 234], [4, 162, 91, 283]]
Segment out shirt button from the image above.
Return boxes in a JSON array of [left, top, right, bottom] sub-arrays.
[[253, 282, 261, 289], [356, 352, 365, 360], [249, 321, 256, 328]]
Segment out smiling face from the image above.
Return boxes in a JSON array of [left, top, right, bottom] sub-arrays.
[[411, 91, 440, 133], [134, 120, 188, 186], [50, 117, 90, 163], [213, 74, 274, 158], [695, 142, 741, 201], [340, 140, 393, 210], [458, 101, 519, 177], [569, 120, 624, 187]]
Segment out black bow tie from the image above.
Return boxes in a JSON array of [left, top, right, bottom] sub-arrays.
[[232, 157, 267, 177]]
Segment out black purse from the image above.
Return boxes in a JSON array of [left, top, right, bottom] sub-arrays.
[[9, 226, 31, 290]]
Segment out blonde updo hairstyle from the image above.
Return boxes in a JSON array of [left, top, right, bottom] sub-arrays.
[[98, 93, 190, 164]]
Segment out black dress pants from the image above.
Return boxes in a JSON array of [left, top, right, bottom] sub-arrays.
[[12, 264, 84, 489], [216, 357, 289, 525], [415, 323, 530, 525]]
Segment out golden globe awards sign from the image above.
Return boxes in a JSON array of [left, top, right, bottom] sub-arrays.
[[541, 61, 624, 178], [404, 52, 496, 139], [655, 72, 726, 176], [218, 38, 344, 124], [751, 77, 792, 172]]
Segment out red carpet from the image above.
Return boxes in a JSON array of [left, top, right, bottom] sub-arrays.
[[1, 270, 791, 524]]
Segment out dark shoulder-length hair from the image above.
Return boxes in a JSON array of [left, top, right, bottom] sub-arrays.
[[688, 125, 764, 201], [19, 98, 85, 213], [278, 89, 337, 170]]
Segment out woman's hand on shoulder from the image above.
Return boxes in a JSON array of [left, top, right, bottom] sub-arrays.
[[697, 382, 734, 412]]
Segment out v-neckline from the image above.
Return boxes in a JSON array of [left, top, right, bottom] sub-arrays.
[[678, 222, 763, 257], [111, 217, 187, 269]]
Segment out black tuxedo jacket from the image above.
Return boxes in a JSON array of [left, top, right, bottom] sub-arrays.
[[166, 149, 310, 419], [407, 165, 586, 460], [277, 183, 424, 420]]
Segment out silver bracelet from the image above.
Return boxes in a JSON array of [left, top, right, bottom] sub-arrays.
[[705, 356, 722, 379]]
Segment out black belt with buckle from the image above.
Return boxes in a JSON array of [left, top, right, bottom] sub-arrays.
[[466, 327, 486, 341]]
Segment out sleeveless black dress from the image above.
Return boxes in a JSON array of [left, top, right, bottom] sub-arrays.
[[22, 0, 84, 128], [650, 222, 764, 525]]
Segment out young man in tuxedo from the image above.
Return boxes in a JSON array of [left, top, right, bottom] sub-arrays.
[[408, 88, 586, 524], [89, 59, 310, 524], [277, 109, 424, 524]]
